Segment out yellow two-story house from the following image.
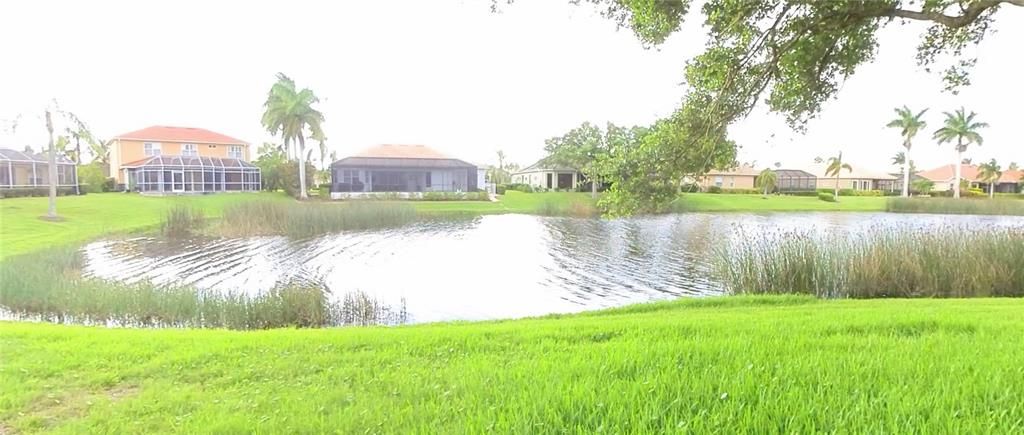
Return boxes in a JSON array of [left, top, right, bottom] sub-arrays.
[[109, 126, 261, 194]]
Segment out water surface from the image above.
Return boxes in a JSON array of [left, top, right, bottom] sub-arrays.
[[84, 212, 1024, 323]]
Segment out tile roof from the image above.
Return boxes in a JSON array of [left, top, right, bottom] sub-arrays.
[[351, 144, 451, 159], [706, 166, 762, 177], [113, 126, 248, 145], [918, 164, 1023, 183], [804, 163, 897, 180], [120, 155, 257, 168], [0, 147, 76, 164]]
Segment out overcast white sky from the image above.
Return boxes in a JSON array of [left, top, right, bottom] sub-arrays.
[[1, 0, 1021, 172]]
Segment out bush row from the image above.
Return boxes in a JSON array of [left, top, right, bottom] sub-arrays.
[[0, 187, 82, 198]]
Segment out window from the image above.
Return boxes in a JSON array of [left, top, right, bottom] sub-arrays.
[[182, 143, 198, 156], [341, 170, 359, 184], [714, 176, 723, 187], [144, 142, 161, 156], [729, 177, 735, 187], [228, 145, 244, 159]]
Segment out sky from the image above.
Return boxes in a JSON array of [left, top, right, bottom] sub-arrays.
[[1, 0, 1021, 172]]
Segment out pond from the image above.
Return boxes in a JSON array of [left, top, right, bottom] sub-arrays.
[[83, 212, 1024, 324]]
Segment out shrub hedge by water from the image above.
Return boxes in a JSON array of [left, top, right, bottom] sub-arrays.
[[0, 247, 407, 329], [886, 197, 1024, 215], [219, 200, 417, 237], [716, 228, 1024, 298]]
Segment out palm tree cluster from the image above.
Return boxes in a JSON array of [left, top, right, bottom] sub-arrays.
[[885, 106, 994, 199], [261, 73, 325, 199]]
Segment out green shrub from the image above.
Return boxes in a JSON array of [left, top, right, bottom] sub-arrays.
[[77, 163, 114, 193], [852, 190, 884, 197], [817, 192, 836, 202], [0, 187, 80, 198], [279, 161, 317, 198], [706, 186, 723, 193], [720, 188, 761, 194], [499, 183, 534, 194], [421, 191, 489, 201]]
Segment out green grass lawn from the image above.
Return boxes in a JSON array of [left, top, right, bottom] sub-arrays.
[[2, 296, 1022, 433], [675, 193, 888, 212], [0, 193, 288, 259]]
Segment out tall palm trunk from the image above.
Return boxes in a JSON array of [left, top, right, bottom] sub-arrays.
[[297, 135, 308, 199], [834, 174, 840, 202], [990, 180, 995, 198], [45, 110, 58, 219], [902, 142, 911, 197], [953, 139, 963, 199], [590, 174, 597, 199]]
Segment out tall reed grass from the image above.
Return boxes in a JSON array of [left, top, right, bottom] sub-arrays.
[[535, 197, 599, 217], [0, 247, 408, 329], [716, 228, 1024, 298], [219, 200, 417, 238], [161, 206, 206, 237], [887, 197, 1024, 215]]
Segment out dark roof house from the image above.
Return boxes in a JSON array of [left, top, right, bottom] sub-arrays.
[[330, 145, 478, 194]]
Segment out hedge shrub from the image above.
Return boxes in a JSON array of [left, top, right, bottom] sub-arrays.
[[818, 192, 836, 202], [0, 187, 81, 199]]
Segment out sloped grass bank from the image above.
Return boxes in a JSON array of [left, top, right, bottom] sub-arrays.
[[2, 297, 1023, 433]]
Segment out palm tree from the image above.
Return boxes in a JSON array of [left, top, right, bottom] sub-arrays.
[[912, 178, 934, 196], [933, 108, 987, 199], [886, 106, 927, 198], [1008, 162, 1020, 172], [825, 151, 853, 202], [756, 168, 777, 197], [261, 73, 325, 199], [977, 159, 1002, 199], [44, 109, 58, 219]]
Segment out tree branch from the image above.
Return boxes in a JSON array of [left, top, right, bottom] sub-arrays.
[[886, 0, 1021, 28]]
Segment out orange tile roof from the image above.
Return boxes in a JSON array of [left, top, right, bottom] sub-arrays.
[[918, 164, 1024, 183], [113, 126, 247, 145], [352, 144, 451, 159]]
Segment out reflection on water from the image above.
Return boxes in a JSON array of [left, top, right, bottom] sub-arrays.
[[83, 212, 1024, 323]]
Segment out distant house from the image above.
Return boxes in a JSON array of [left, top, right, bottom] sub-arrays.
[[511, 159, 583, 190], [697, 166, 760, 191], [917, 164, 1023, 193], [329, 144, 478, 197], [805, 163, 899, 192], [109, 126, 260, 194], [0, 148, 78, 190]]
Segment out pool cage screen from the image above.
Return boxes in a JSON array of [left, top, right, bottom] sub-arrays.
[[124, 155, 261, 193]]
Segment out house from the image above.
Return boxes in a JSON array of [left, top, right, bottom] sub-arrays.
[[511, 159, 583, 190], [917, 164, 1023, 193], [0, 148, 78, 191], [697, 166, 760, 191], [109, 126, 260, 194], [329, 144, 478, 198], [805, 163, 899, 192]]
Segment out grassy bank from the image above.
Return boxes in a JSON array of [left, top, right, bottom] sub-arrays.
[[2, 296, 1023, 433], [886, 197, 1024, 215], [0, 193, 286, 259], [672, 194, 888, 212], [718, 228, 1024, 297]]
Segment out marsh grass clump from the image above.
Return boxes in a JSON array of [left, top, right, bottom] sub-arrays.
[[0, 248, 408, 329], [887, 197, 1024, 215], [219, 200, 417, 237], [535, 197, 599, 217], [717, 228, 1024, 298], [161, 206, 205, 237]]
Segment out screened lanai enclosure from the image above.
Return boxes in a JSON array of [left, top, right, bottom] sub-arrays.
[[773, 169, 817, 193], [0, 148, 78, 189], [122, 155, 260, 194]]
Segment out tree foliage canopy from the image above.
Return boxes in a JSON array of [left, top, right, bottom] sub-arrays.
[[550, 0, 1020, 214]]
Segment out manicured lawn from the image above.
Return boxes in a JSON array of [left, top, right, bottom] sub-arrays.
[[675, 193, 888, 211], [2, 296, 1022, 433], [0, 193, 287, 259]]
